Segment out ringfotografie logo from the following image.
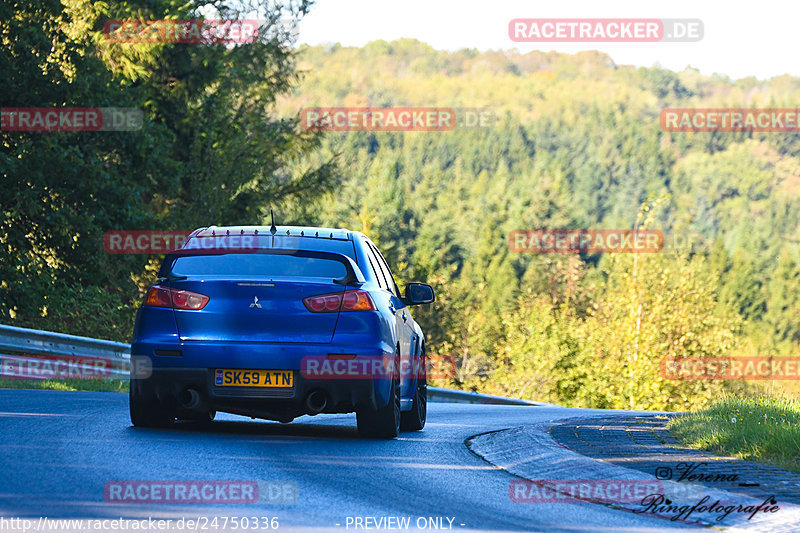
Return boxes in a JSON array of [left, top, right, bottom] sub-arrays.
[[634, 494, 779, 522], [653, 462, 741, 484]]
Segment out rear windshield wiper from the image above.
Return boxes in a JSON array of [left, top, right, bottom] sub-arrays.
[[157, 274, 188, 283], [333, 272, 364, 286]]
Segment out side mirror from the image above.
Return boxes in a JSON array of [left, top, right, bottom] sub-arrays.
[[405, 282, 435, 305]]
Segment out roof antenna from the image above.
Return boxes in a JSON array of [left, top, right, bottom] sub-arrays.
[[269, 209, 277, 235]]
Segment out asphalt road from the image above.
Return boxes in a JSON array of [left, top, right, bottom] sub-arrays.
[[0, 389, 697, 532]]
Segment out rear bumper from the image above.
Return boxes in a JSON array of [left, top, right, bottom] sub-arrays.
[[131, 368, 388, 421], [130, 340, 396, 420]]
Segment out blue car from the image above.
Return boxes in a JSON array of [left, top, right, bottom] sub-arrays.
[[129, 225, 435, 438]]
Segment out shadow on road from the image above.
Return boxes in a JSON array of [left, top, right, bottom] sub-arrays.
[[125, 417, 364, 440]]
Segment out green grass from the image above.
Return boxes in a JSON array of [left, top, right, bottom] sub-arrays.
[[0, 378, 128, 392], [669, 393, 800, 473]]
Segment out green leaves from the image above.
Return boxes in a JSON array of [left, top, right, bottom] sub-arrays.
[[280, 41, 800, 407], [2, 1, 333, 337]]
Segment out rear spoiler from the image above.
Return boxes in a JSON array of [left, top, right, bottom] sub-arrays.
[[159, 249, 366, 287]]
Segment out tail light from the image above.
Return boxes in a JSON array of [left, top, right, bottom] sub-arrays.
[[144, 286, 210, 310], [303, 290, 375, 313], [144, 286, 172, 308]]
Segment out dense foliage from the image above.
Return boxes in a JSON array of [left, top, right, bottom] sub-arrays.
[[277, 40, 800, 410], [1, 0, 336, 338], [5, 24, 799, 410]]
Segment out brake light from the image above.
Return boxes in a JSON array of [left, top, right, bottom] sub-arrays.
[[341, 290, 375, 311], [303, 290, 375, 313], [171, 289, 210, 310], [144, 286, 210, 310]]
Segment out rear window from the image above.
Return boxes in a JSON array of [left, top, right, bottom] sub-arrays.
[[169, 254, 348, 278]]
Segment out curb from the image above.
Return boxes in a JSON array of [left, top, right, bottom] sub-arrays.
[[466, 416, 800, 531]]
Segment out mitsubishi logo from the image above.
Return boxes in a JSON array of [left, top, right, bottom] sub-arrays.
[[249, 296, 262, 309]]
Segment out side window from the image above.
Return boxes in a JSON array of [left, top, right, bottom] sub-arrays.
[[365, 245, 387, 290], [371, 243, 400, 297], [366, 242, 392, 292]]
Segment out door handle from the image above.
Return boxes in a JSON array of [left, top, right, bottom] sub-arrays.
[[402, 312, 407, 322], [389, 304, 396, 314]]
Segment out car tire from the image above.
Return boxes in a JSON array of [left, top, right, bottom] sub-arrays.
[[129, 385, 175, 428], [357, 349, 401, 439], [400, 347, 426, 432]]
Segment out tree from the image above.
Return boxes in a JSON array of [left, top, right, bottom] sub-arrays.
[[1, 0, 337, 339]]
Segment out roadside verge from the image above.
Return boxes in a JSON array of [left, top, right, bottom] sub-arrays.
[[466, 414, 800, 531]]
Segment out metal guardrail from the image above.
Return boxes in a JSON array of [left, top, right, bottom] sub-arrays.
[[0, 324, 130, 379], [0, 324, 541, 405], [0, 324, 130, 361], [427, 386, 541, 405]]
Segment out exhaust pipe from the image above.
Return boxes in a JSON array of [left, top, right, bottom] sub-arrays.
[[305, 390, 327, 414], [178, 388, 201, 410]]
